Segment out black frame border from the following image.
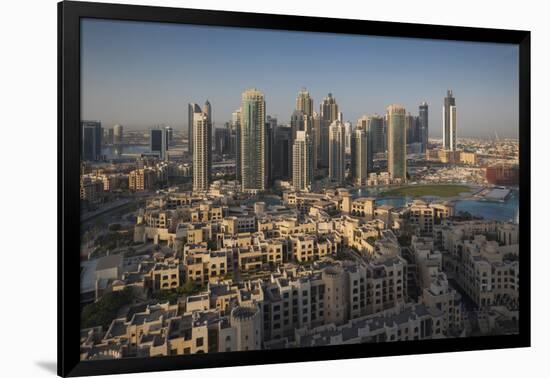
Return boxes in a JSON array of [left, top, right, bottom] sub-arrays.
[[58, 1, 531, 376]]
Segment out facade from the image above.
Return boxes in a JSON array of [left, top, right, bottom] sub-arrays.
[[81, 120, 102, 161], [386, 104, 407, 181], [442, 90, 457, 151], [292, 130, 314, 192], [240, 89, 266, 193], [328, 120, 346, 184], [192, 112, 212, 192]]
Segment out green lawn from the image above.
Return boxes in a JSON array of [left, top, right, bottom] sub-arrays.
[[379, 184, 472, 198]]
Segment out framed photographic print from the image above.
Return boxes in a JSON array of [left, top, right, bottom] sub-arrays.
[[58, 1, 531, 376]]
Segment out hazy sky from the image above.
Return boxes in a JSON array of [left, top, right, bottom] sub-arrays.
[[81, 18, 519, 138]]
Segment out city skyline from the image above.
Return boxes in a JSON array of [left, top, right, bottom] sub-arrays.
[[81, 19, 519, 138]]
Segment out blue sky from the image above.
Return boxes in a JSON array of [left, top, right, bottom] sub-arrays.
[[81, 18, 519, 138]]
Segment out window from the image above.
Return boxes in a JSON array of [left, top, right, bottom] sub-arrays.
[[196, 337, 204, 347]]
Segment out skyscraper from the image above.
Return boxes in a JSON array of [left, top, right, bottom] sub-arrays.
[[312, 112, 321, 170], [192, 112, 211, 192], [369, 114, 385, 154], [204, 100, 212, 124], [81, 120, 102, 161], [386, 104, 407, 181], [419, 102, 429, 152], [214, 124, 231, 157], [232, 108, 242, 181], [265, 116, 276, 187], [188, 103, 202, 156], [351, 127, 368, 186], [357, 115, 373, 172], [292, 130, 314, 192], [328, 120, 345, 184], [273, 125, 292, 180], [320, 93, 339, 168], [150, 127, 168, 160], [405, 113, 417, 145], [443, 90, 457, 151], [344, 121, 353, 155], [107, 128, 114, 145], [290, 110, 309, 142], [295, 88, 313, 116], [240, 89, 266, 193], [113, 124, 123, 146], [165, 126, 174, 146]]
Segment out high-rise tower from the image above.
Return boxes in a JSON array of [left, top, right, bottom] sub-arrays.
[[188, 103, 202, 156], [419, 102, 429, 152], [386, 104, 407, 181], [351, 127, 368, 186], [443, 90, 457, 151], [81, 120, 102, 161], [296, 88, 313, 116], [192, 112, 211, 192], [240, 89, 266, 193], [292, 130, 314, 191], [357, 115, 373, 172], [150, 127, 168, 160], [319, 93, 339, 168], [328, 120, 345, 184], [113, 124, 123, 146]]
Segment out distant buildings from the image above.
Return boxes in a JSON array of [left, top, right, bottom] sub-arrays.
[[113, 124, 123, 145], [165, 126, 173, 146], [295, 88, 313, 116], [443, 90, 457, 151], [203, 100, 212, 124], [240, 89, 266, 193], [344, 121, 352, 155], [357, 115, 374, 172], [369, 114, 385, 154], [405, 112, 420, 146], [232, 108, 242, 181], [419, 102, 429, 152], [129, 168, 157, 191], [81, 120, 102, 161], [351, 127, 368, 185], [188, 103, 202, 156], [386, 104, 407, 181], [150, 128, 168, 160], [486, 164, 519, 186], [292, 130, 314, 191], [328, 120, 345, 184], [273, 124, 292, 181], [214, 125, 231, 157], [192, 111, 212, 192], [319, 93, 339, 168]]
